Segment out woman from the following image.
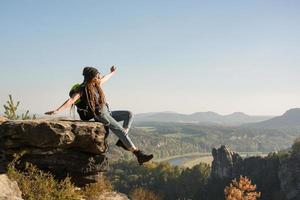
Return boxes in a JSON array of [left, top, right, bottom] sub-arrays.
[[45, 66, 153, 165]]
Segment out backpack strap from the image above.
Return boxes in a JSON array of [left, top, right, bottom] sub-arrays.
[[69, 83, 85, 105]]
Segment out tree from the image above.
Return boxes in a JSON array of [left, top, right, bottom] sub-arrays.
[[292, 138, 300, 155], [224, 176, 261, 200], [3, 94, 36, 120]]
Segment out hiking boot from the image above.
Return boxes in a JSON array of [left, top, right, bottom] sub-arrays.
[[133, 150, 153, 165], [116, 139, 129, 151]]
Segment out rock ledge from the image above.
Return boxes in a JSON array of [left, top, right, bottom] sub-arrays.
[[0, 119, 109, 186]]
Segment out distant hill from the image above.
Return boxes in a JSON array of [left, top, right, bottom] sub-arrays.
[[134, 111, 272, 126], [244, 108, 300, 129]]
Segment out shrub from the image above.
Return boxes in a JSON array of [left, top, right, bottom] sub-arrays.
[[130, 187, 161, 200], [80, 178, 113, 200], [6, 153, 113, 200], [7, 162, 81, 200]]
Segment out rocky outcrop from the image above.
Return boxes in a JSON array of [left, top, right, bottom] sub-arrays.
[[0, 116, 8, 124], [96, 191, 130, 200], [211, 145, 300, 200], [278, 151, 300, 200], [0, 119, 109, 186], [0, 174, 23, 200], [211, 145, 243, 178]]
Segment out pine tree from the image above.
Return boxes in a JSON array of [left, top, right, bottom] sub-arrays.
[[3, 94, 20, 120], [3, 95, 36, 120]]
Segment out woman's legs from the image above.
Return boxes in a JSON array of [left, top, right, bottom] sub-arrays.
[[110, 110, 133, 132], [94, 107, 137, 151], [95, 105, 153, 165], [110, 110, 133, 150]]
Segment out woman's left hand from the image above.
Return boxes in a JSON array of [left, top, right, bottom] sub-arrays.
[[45, 110, 58, 115]]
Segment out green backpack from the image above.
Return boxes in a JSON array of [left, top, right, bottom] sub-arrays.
[[69, 83, 94, 121]]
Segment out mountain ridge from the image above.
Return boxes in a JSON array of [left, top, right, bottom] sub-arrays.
[[244, 108, 300, 128], [134, 111, 273, 126]]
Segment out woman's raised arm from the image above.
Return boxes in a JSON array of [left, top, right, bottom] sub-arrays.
[[45, 92, 81, 115], [100, 66, 116, 85]]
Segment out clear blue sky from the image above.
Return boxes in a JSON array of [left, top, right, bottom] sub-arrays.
[[0, 0, 299, 116]]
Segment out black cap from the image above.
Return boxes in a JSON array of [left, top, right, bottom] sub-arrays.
[[82, 67, 99, 82]]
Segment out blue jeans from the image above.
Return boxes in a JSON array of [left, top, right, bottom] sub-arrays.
[[94, 104, 136, 150]]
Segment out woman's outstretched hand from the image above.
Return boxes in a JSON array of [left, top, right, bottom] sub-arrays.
[[45, 110, 58, 115], [110, 65, 116, 73]]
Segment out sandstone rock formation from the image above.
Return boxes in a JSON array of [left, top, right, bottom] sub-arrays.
[[0, 174, 23, 200], [211, 145, 299, 200], [211, 145, 243, 178], [0, 116, 8, 124], [97, 191, 130, 200], [278, 150, 300, 200], [0, 119, 109, 186]]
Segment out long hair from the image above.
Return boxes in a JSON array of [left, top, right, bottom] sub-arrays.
[[85, 75, 106, 112]]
